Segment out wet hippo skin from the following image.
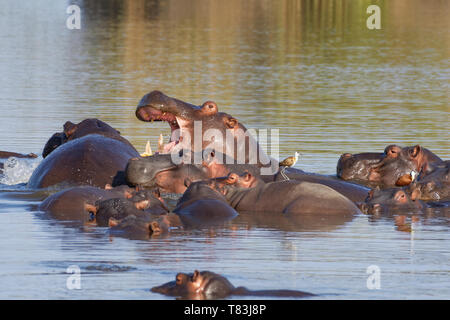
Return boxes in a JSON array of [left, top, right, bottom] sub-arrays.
[[151, 270, 314, 300]]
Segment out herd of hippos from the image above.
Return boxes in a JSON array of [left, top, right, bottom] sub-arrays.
[[1, 90, 449, 299]]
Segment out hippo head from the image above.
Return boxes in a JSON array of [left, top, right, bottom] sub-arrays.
[[360, 187, 423, 215], [135, 91, 270, 166], [42, 118, 131, 158], [125, 153, 208, 194], [368, 145, 422, 187], [151, 270, 234, 299]]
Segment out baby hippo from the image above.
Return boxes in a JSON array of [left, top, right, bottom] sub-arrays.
[[85, 189, 168, 226], [209, 171, 361, 216], [151, 270, 314, 300], [360, 188, 424, 215]]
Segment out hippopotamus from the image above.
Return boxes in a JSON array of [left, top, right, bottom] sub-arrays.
[[85, 189, 168, 227], [126, 150, 370, 202], [359, 187, 424, 215], [205, 171, 361, 216], [41, 118, 135, 158], [109, 179, 238, 238], [125, 153, 208, 194], [135, 90, 273, 168], [28, 119, 139, 189], [151, 270, 314, 299], [408, 160, 450, 202], [39, 184, 136, 222], [368, 145, 443, 187], [336, 145, 401, 182]]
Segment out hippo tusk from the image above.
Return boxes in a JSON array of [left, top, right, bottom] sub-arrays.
[[140, 140, 153, 157], [158, 134, 164, 153]]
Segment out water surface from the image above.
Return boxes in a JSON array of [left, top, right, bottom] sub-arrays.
[[0, 0, 448, 299]]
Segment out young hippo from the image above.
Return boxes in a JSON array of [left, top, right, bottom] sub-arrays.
[[408, 160, 450, 202], [210, 172, 361, 216], [368, 145, 443, 187], [151, 270, 315, 300], [39, 184, 136, 223], [85, 189, 168, 227], [359, 187, 424, 215]]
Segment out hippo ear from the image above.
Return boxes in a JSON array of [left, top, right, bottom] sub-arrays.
[[149, 221, 162, 235], [408, 145, 421, 158], [225, 117, 238, 129], [201, 101, 218, 115], [192, 270, 200, 282], [63, 121, 78, 138], [184, 178, 192, 188]]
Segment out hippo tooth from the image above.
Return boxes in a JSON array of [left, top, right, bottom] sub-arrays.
[[158, 134, 164, 152]]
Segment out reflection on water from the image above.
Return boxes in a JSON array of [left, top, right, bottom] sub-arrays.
[[0, 0, 448, 299]]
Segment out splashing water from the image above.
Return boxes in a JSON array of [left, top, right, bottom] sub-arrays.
[[0, 157, 41, 185]]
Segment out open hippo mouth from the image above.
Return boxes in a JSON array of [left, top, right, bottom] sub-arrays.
[[135, 91, 203, 154], [136, 106, 184, 153]]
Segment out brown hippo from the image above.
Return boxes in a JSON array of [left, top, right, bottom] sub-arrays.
[[41, 118, 135, 158], [151, 270, 314, 299], [125, 153, 208, 194], [126, 150, 370, 202], [109, 179, 238, 239], [85, 189, 168, 227], [28, 119, 139, 189], [408, 160, 450, 202], [39, 184, 136, 223], [135, 90, 273, 168], [206, 171, 361, 216], [368, 145, 443, 187], [336, 145, 401, 182], [359, 187, 424, 215]]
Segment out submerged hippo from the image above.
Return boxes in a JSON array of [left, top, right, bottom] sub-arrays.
[[368, 145, 443, 187], [336, 145, 401, 182], [206, 171, 361, 216], [85, 189, 168, 227], [39, 184, 135, 223], [135, 90, 273, 168], [126, 150, 370, 202], [359, 187, 424, 215], [109, 179, 238, 238], [408, 160, 450, 202], [151, 270, 314, 299], [28, 119, 139, 189]]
